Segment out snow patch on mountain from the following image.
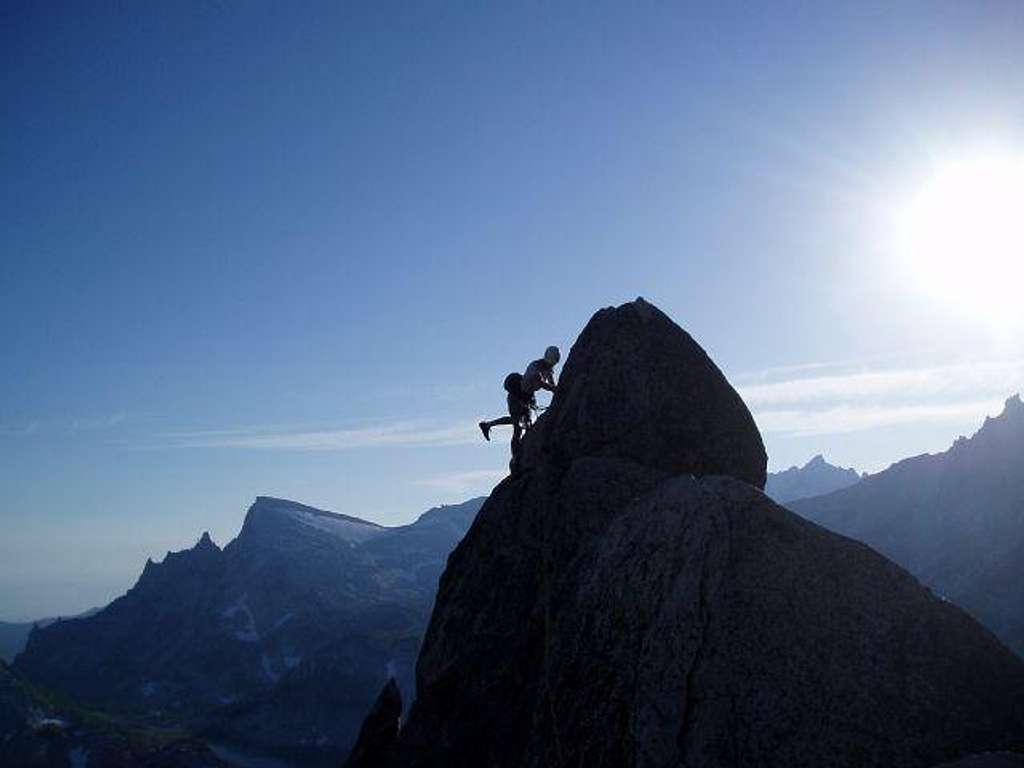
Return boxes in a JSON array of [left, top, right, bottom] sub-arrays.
[[222, 593, 259, 643], [261, 654, 279, 683], [15, 494, 486, 764], [290, 508, 384, 542], [244, 496, 387, 544]]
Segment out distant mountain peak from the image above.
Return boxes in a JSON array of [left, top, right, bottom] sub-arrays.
[[980, 393, 1024, 425], [250, 495, 381, 526], [791, 392, 1024, 657], [765, 455, 861, 504], [410, 497, 488, 530], [238, 496, 386, 546], [964, 392, 1024, 448], [998, 392, 1023, 418], [134, 530, 224, 593]]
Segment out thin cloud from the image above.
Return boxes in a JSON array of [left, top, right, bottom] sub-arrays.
[[756, 399, 1005, 438], [739, 359, 1021, 438], [2, 412, 128, 438], [71, 412, 128, 432], [0, 420, 40, 437], [164, 420, 481, 451], [156, 360, 1022, 449], [415, 469, 505, 495], [734, 359, 853, 382], [738, 361, 1024, 408]]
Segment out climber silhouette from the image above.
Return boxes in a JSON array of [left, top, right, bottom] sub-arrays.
[[479, 346, 560, 472]]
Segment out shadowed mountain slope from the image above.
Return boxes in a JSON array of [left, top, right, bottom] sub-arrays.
[[15, 496, 483, 765], [0, 608, 100, 664], [791, 395, 1024, 657], [1, 660, 227, 767]]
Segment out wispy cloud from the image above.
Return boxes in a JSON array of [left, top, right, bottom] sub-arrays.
[[415, 469, 505, 495], [162, 419, 481, 451], [153, 360, 1022, 453], [754, 400, 1004, 438], [0, 413, 130, 438], [738, 360, 1022, 438], [0, 420, 40, 437], [738, 361, 1024, 409], [70, 412, 128, 432]]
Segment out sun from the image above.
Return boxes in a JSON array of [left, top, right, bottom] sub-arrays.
[[895, 150, 1024, 324]]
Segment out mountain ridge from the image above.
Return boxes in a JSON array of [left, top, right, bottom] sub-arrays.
[[765, 453, 862, 504], [0, 608, 101, 663], [16, 494, 485, 765], [791, 393, 1024, 657]]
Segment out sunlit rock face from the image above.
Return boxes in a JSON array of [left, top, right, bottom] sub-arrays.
[[792, 394, 1024, 657], [351, 299, 1024, 768], [934, 754, 1024, 768]]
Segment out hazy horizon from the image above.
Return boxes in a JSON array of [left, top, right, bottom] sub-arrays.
[[3, 395, 1017, 625], [3, 2, 1023, 620]]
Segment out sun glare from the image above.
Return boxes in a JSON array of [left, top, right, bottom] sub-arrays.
[[896, 150, 1024, 324]]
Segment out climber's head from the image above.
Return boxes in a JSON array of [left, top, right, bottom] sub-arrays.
[[544, 346, 561, 366]]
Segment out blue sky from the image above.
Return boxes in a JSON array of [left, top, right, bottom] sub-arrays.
[[2, 1, 1023, 620]]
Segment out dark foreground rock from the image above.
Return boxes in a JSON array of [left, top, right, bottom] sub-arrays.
[[519, 298, 767, 488], [935, 754, 1024, 768], [343, 678, 402, 768], [1, 660, 227, 768], [351, 299, 1024, 768]]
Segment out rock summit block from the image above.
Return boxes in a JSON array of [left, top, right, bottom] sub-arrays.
[[520, 298, 767, 489]]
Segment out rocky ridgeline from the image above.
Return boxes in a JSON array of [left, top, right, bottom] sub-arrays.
[[765, 454, 862, 504], [791, 394, 1024, 658], [15, 496, 484, 765], [349, 299, 1024, 768]]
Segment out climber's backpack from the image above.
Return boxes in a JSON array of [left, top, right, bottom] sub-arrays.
[[503, 372, 524, 396]]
